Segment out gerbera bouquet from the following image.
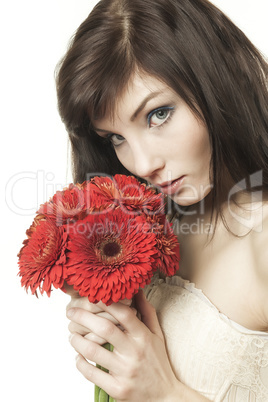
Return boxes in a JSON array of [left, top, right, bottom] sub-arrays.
[[18, 174, 180, 401]]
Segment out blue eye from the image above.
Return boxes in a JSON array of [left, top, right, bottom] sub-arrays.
[[107, 133, 125, 147], [147, 106, 175, 128]]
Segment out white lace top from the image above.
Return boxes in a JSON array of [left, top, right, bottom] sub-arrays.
[[145, 275, 268, 401]]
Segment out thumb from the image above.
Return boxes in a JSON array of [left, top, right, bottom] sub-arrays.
[[134, 290, 164, 338]]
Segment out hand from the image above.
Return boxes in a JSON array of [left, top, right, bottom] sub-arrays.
[[65, 284, 132, 345], [66, 290, 182, 401]]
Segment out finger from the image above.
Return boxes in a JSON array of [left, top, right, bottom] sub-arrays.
[[67, 308, 126, 348], [68, 315, 119, 336], [66, 298, 123, 325], [68, 320, 91, 336], [84, 332, 107, 345], [75, 354, 119, 399], [68, 318, 107, 344], [96, 300, 149, 338], [134, 290, 164, 338], [97, 308, 137, 325], [96, 311, 120, 325], [67, 297, 103, 313], [70, 333, 117, 372]]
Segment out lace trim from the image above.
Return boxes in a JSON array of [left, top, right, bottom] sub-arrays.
[[165, 275, 268, 338], [145, 275, 268, 401]]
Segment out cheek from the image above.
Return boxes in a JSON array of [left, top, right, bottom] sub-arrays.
[[114, 147, 134, 172], [169, 119, 211, 162], [191, 130, 211, 181]]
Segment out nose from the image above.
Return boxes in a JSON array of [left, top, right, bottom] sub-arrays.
[[131, 140, 165, 180]]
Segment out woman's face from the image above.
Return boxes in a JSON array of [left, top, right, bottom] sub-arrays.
[[92, 73, 212, 206]]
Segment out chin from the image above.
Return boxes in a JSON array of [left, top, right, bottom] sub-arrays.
[[172, 187, 212, 207]]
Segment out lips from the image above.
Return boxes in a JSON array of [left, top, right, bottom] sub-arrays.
[[156, 176, 185, 196]]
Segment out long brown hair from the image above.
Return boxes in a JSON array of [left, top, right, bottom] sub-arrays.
[[56, 0, 268, 214]]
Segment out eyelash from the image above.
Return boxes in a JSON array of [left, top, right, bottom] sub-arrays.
[[147, 106, 175, 128], [103, 106, 175, 147]]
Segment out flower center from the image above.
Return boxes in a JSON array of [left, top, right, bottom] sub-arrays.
[[101, 240, 122, 259]]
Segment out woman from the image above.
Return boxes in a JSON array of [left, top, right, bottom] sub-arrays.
[[57, 0, 268, 400]]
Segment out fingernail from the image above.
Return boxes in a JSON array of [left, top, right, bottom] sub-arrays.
[[67, 308, 75, 318]]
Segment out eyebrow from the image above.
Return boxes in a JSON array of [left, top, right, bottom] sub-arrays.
[[92, 126, 109, 133], [93, 90, 163, 133], [130, 91, 162, 121]]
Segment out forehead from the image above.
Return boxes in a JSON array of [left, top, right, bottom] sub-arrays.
[[109, 73, 175, 120], [91, 71, 180, 130], [122, 73, 170, 101]]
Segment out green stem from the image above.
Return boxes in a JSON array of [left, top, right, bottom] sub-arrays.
[[94, 383, 100, 401], [99, 388, 109, 402], [94, 343, 114, 402]]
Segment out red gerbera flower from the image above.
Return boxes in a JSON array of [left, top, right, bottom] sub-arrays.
[[155, 216, 180, 276], [38, 183, 92, 225], [25, 213, 46, 238], [18, 219, 68, 296], [18, 175, 180, 306], [145, 214, 180, 276], [90, 175, 165, 215], [37, 175, 165, 226], [65, 210, 157, 305]]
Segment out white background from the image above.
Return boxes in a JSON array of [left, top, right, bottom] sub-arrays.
[[1, 1, 267, 401]]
